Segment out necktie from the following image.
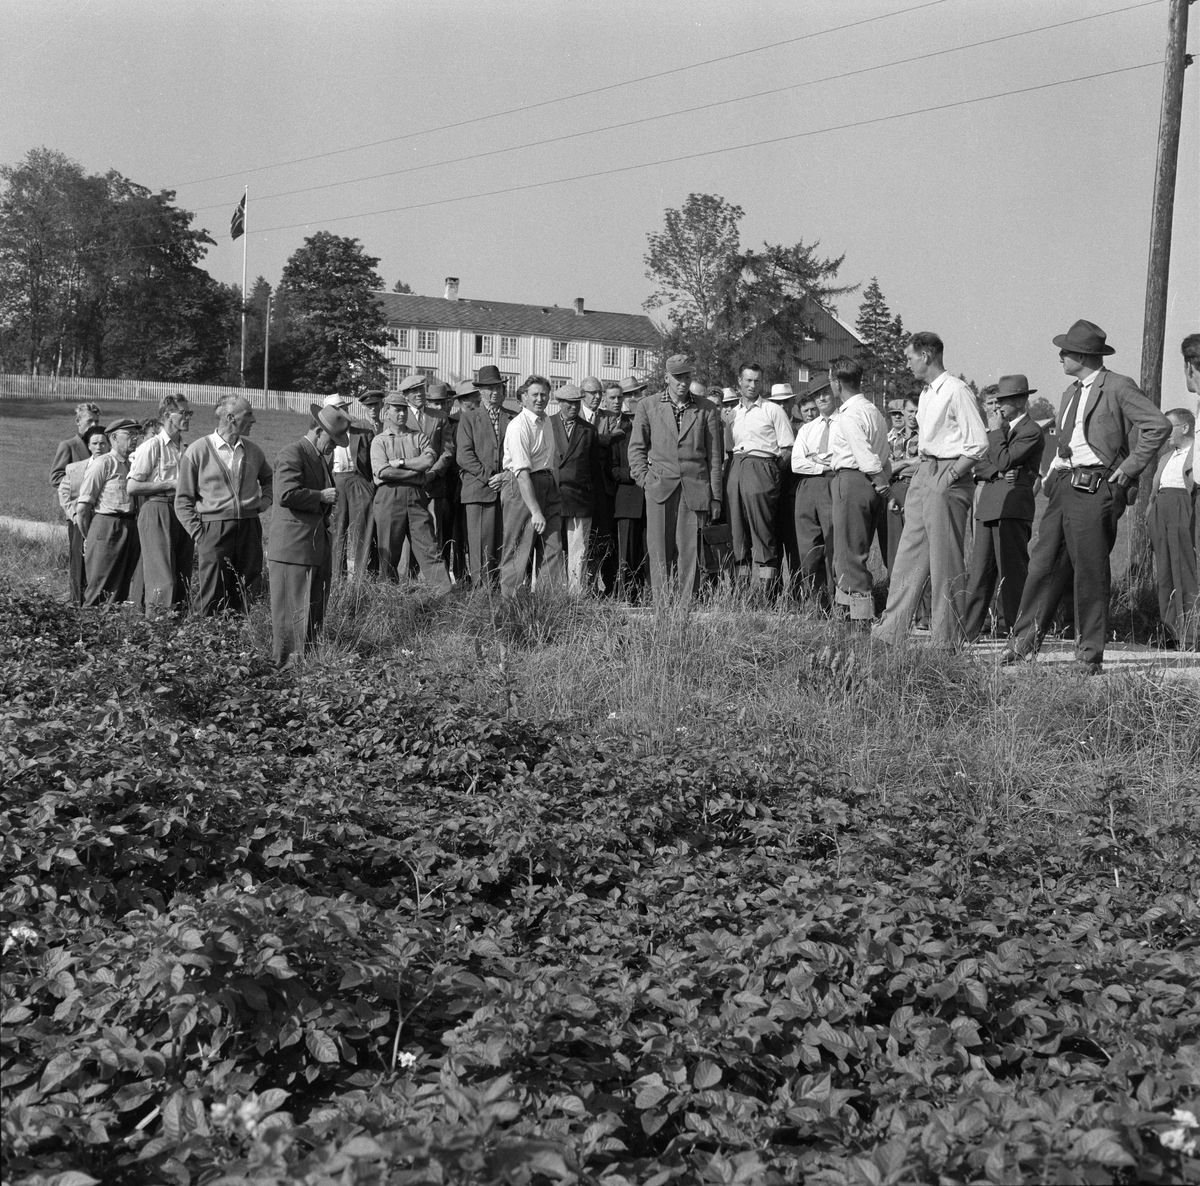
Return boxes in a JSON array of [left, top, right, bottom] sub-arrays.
[[818, 417, 831, 455], [1058, 384, 1082, 460]]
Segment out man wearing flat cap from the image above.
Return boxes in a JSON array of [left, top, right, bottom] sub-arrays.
[[371, 392, 449, 591], [962, 375, 1045, 640], [1003, 320, 1171, 670], [456, 366, 512, 584], [415, 380, 456, 579], [76, 416, 143, 606], [327, 392, 379, 578], [550, 384, 603, 594], [266, 404, 345, 668], [627, 355, 723, 601], [51, 401, 103, 604]]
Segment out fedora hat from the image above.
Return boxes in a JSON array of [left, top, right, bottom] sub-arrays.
[[995, 374, 1037, 399], [769, 382, 794, 401], [721, 387, 739, 405], [454, 380, 480, 399], [310, 403, 351, 447], [1052, 319, 1115, 356], [620, 375, 648, 395], [475, 365, 506, 387], [322, 393, 351, 409]]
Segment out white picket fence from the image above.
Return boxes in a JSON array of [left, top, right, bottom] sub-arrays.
[[0, 373, 362, 417]]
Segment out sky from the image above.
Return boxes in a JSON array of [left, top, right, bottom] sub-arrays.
[[3, 0, 1197, 411]]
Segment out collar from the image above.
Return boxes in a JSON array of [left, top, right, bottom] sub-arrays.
[[1078, 367, 1103, 389], [211, 431, 244, 451], [662, 390, 692, 408]]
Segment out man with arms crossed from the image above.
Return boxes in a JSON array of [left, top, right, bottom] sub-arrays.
[[874, 332, 988, 649], [627, 355, 723, 601], [76, 417, 143, 606], [1002, 320, 1170, 670]]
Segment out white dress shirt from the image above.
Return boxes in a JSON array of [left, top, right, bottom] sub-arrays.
[[791, 415, 835, 475], [503, 408, 554, 473], [917, 372, 988, 460], [1050, 369, 1103, 471], [829, 393, 890, 477], [1159, 447, 1190, 490], [580, 404, 597, 425], [732, 399, 795, 456], [128, 429, 182, 487], [208, 431, 245, 486], [332, 443, 356, 473]]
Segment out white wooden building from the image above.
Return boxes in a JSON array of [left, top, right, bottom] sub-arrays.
[[375, 279, 660, 396]]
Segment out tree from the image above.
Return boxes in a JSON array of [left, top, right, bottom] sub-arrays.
[[854, 279, 916, 404], [392, 278, 413, 294], [275, 232, 389, 394], [643, 193, 849, 385]]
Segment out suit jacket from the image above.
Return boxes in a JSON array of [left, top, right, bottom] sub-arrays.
[[610, 427, 645, 519], [550, 415, 602, 518], [592, 410, 624, 497], [50, 434, 90, 489], [1149, 441, 1196, 502], [1057, 368, 1171, 479], [456, 405, 513, 504], [343, 426, 375, 482], [627, 392, 723, 511], [266, 437, 333, 567], [973, 415, 1045, 521], [417, 411, 455, 498]]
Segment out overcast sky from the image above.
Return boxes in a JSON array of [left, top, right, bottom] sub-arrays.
[[3, 0, 1196, 410]]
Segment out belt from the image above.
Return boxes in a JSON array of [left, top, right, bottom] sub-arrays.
[[98, 511, 136, 519], [918, 452, 957, 462], [734, 451, 777, 461], [798, 471, 833, 479], [1071, 465, 1107, 476]]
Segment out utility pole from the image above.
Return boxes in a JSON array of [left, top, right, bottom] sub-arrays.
[[263, 291, 271, 398], [1131, 0, 1193, 576]]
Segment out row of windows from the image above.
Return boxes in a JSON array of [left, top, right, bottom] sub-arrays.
[[385, 367, 636, 399], [384, 328, 646, 369]]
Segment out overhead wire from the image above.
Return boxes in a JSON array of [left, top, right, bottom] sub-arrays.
[[168, 0, 954, 188], [171, 0, 1163, 216]]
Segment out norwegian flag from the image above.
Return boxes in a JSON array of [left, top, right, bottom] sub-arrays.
[[230, 194, 245, 240]]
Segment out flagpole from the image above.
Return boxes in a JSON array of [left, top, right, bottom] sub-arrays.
[[239, 185, 248, 387], [263, 291, 271, 398]]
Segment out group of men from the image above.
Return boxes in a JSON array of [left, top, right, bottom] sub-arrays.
[[47, 323, 1199, 671]]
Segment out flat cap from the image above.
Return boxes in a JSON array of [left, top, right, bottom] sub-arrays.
[[104, 417, 141, 434], [399, 374, 428, 393], [383, 391, 411, 408], [556, 383, 583, 403], [358, 389, 385, 405], [665, 354, 692, 376]]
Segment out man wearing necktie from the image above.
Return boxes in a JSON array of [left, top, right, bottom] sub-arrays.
[[962, 375, 1045, 640], [1003, 320, 1171, 670], [550, 385, 602, 594], [790, 385, 840, 605], [266, 404, 347, 669], [456, 366, 513, 585]]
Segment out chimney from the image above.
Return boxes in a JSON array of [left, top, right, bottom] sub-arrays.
[[573, 296, 585, 316], [444, 277, 459, 300]]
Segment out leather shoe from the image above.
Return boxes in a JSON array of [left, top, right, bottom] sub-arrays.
[[999, 648, 1027, 666]]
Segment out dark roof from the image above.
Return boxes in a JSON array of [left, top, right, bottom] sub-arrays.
[[375, 291, 659, 347]]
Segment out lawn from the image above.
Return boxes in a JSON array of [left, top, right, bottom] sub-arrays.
[[1, 534, 1198, 1185]]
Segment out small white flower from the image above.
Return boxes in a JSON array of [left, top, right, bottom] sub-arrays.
[[1160, 1127, 1197, 1156], [607, 712, 617, 720], [1173, 1109, 1199, 1128], [2, 924, 38, 953], [397, 1051, 417, 1069]]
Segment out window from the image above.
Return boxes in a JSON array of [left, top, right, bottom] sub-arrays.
[[501, 372, 520, 397], [416, 330, 438, 352], [500, 336, 519, 357], [551, 341, 577, 363], [602, 345, 620, 368], [629, 348, 647, 370], [416, 366, 438, 381], [550, 377, 571, 392], [386, 328, 408, 349], [387, 365, 410, 390], [473, 334, 494, 355], [796, 366, 810, 383]]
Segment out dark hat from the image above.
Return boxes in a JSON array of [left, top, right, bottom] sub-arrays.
[[383, 391, 411, 408], [665, 354, 692, 376], [104, 417, 141, 434], [359, 389, 385, 405], [556, 383, 583, 403], [1053, 319, 1116, 356], [310, 403, 351, 447], [82, 424, 109, 444], [475, 365, 506, 387], [399, 373, 428, 393], [425, 381, 451, 402], [620, 375, 648, 395], [454, 380, 480, 399], [995, 374, 1037, 399]]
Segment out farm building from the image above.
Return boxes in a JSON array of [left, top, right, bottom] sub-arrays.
[[375, 279, 661, 396]]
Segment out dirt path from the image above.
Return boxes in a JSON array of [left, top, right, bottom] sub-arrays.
[[0, 515, 66, 543]]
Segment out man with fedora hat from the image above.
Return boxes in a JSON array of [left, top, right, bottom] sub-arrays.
[[610, 388, 648, 598], [411, 380, 456, 579], [626, 355, 722, 601], [962, 375, 1045, 640], [457, 366, 512, 584], [76, 416, 143, 606], [550, 384, 603, 593], [1003, 320, 1170, 669], [371, 392, 449, 591], [327, 392, 378, 578], [1003, 319, 1171, 667], [266, 403, 346, 668]]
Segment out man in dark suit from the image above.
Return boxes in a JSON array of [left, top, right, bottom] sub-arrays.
[[550, 384, 602, 594], [266, 403, 348, 669], [456, 366, 512, 585], [611, 395, 647, 600], [328, 391, 378, 578], [50, 401, 103, 604], [627, 354, 723, 601], [963, 375, 1045, 640], [1003, 320, 1171, 669]]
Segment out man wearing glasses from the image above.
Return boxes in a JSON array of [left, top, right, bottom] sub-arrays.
[[176, 395, 273, 615], [128, 394, 195, 617]]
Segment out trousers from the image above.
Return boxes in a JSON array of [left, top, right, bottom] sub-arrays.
[[793, 473, 835, 602], [645, 488, 704, 601], [464, 501, 503, 584], [137, 497, 194, 617], [84, 514, 140, 606], [268, 555, 332, 667], [195, 518, 263, 615], [332, 472, 375, 576], [564, 514, 592, 593], [875, 458, 973, 648], [374, 484, 449, 590], [728, 454, 782, 570], [67, 518, 87, 605], [499, 471, 564, 596], [962, 517, 1032, 640], [1149, 487, 1198, 648], [832, 470, 882, 619]]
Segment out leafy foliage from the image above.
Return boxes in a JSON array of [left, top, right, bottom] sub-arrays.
[[1, 587, 1198, 1185], [854, 279, 918, 405]]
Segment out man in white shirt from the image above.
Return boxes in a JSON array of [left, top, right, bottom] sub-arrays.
[[790, 386, 839, 604], [326, 391, 379, 578], [826, 359, 891, 627], [127, 394, 194, 617], [728, 362, 795, 592], [874, 332, 988, 649], [499, 375, 565, 596], [1147, 408, 1196, 649]]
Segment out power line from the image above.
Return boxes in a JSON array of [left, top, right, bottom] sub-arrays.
[[175, 0, 1161, 215], [169, 0, 953, 189], [243, 61, 1159, 237]]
